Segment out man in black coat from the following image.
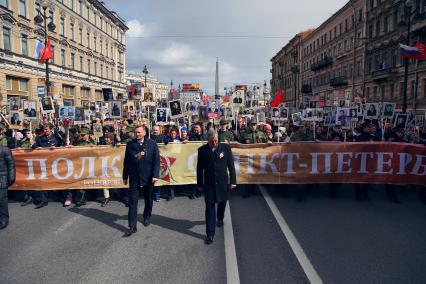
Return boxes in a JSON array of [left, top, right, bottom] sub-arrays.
[[122, 125, 160, 237], [0, 144, 16, 230], [197, 129, 236, 244]]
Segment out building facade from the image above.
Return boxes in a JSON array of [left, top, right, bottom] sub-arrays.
[[0, 0, 128, 111], [270, 30, 312, 107], [270, 0, 426, 110], [364, 0, 426, 110], [301, 0, 365, 108]]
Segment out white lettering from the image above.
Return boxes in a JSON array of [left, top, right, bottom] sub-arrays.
[[52, 158, 74, 180], [281, 153, 300, 174], [233, 153, 255, 174], [100, 156, 121, 178], [24, 159, 48, 180], [258, 153, 279, 174], [410, 155, 426, 176], [74, 157, 97, 179], [375, 152, 394, 174], [354, 152, 374, 173], [397, 153, 412, 175], [336, 152, 353, 174]]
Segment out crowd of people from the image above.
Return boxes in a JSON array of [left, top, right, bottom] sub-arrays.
[[0, 111, 425, 212]]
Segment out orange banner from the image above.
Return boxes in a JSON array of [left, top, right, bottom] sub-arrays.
[[9, 142, 426, 190]]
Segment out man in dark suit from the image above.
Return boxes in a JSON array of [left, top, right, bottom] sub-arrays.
[[0, 143, 15, 230], [197, 129, 236, 244], [122, 125, 160, 237]]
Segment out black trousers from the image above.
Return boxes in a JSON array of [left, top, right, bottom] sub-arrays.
[[205, 201, 227, 237], [0, 188, 8, 224], [128, 181, 153, 229], [34, 190, 48, 204]]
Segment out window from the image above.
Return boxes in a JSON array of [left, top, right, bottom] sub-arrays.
[[94, 36, 97, 51], [70, 23, 74, 40], [81, 88, 90, 100], [3, 27, 11, 51], [375, 19, 380, 37], [384, 16, 388, 33], [19, 78, 28, 91], [70, 0, 74, 10], [21, 34, 28, 56], [5, 76, 12, 90], [87, 32, 90, 48], [60, 17, 65, 36], [100, 39, 103, 54], [106, 66, 109, 79], [79, 56, 83, 72], [423, 79, 426, 98], [49, 10, 54, 22], [106, 42, 108, 57], [87, 59, 91, 74], [61, 49, 66, 66], [19, 0, 26, 17], [77, 0, 82, 15], [79, 28, 83, 44], [71, 52, 75, 69], [94, 61, 97, 76], [0, 0, 8, 8], [390, 83, 394, 100], [50, 44, 55, 63], [35, 2, 41, 15], [100, 63, 103, 77]]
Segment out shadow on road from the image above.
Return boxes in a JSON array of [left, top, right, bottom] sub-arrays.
[[68, 207, 205, 240]]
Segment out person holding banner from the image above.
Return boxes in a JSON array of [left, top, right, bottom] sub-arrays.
[[0, 143, 15, 230], [122, 125, 160, 237], [197, 129, 236, 245]]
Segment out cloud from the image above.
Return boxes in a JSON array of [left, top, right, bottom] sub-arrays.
[[126, 19, 156, 38]]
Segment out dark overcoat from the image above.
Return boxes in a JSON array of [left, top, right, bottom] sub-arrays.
[[123, 138, 160, 186], [197, 143, 236, 203]]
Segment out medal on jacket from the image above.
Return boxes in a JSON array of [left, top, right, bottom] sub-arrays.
[[219, 152, 224, 159]]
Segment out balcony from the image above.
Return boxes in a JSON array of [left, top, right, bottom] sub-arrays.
[[301, 84, 312, 94], [310, 56, 333, 71], [330, 76, 348, 87], [372, 67, 398, 83]]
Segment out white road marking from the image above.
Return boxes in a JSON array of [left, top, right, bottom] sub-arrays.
[[54, 203, 95, 235], [259, 186, 323, 284], [224, 203, 241, 284]]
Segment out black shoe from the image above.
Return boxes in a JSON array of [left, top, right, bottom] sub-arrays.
[[0, 221, 8, 230], [217, 219, 223, 227], [21, 196, 33, 206], [123, 227, 137, 237], [143, 217, 151, 227], [35, 202, 48, 209], [204, 235, 213, 245], [189, 194, 195, 200], [167, 196, 174, 201]]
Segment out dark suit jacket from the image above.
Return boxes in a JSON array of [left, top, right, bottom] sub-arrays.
[[197, 143, 236, 203], [123, 138, 160, 186]]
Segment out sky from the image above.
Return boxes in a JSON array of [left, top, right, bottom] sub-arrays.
[[103, 0, 349, 95]]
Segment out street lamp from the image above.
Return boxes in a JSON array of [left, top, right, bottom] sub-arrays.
[[402, 0, 414, 114], [34, 0, 55, 97], [142, 65, 148, 92]]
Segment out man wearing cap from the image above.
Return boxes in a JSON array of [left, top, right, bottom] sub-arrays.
[[290, 124, 314, 142], [218, 119, 235, 143], [240, 118, 267, 144]]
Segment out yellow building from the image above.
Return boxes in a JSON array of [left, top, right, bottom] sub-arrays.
[[0, 0, 128, 113]]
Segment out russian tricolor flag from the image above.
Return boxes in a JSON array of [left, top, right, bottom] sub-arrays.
[[400, 43, 426, 60]]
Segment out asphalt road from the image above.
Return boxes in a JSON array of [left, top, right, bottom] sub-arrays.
[[1, 185, 425, 284]]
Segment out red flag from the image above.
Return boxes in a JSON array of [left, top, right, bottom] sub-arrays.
[[39, 38, 53, 63], [270, 89, 284, 107]]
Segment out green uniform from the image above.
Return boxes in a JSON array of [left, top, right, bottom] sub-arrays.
[[218, 129, 235, 142], [0, 135, 9, 147], [19, 139, 32, 148], [290, 132, 314, 142], [240, 129, 267, 144], [74, 139, 95, 146]]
